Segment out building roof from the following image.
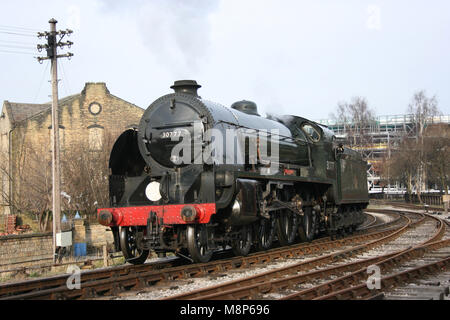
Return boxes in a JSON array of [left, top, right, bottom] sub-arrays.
[[3, 101, 50, 125], [2, 93, 80, 126], [1, 83, 143, 126]]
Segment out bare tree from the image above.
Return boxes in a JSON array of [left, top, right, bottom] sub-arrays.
[[385, 138, 420, 202], [60, 131, 114, 216], [408, 90, 440, 138], [423, 124, 450, 195], [407, 90, 441, 202], [0, 129, 116, 231], [0, 137, 53, 231], [332, 97, 376, 148]]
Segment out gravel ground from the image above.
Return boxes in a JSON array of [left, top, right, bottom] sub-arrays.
[[115, 207, 449, 300], [117, 253, 324, 300]]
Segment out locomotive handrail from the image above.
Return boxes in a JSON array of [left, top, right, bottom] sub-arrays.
[[153, 122, 194, 129], [216, 119, 308, 145]]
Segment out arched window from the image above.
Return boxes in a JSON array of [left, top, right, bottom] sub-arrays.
[[88, 124, 104, 151]]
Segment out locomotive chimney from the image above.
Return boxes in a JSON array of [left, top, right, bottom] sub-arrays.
[[170, 80, 201, 97]]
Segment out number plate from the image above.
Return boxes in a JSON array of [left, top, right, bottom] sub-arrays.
[[160, 130, 183, 139]]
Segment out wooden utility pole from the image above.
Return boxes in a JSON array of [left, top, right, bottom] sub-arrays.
[[37, 18, 73, 263], [49, 18, 61, 264]]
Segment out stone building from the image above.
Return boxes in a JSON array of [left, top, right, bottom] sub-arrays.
[[0, 82, 144, 216]]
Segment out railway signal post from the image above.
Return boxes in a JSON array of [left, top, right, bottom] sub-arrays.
[[36, 18, 73, 263]]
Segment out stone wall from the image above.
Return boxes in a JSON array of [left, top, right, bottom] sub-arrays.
[[75, 220, 115, 254], [85, 223, 115, 250], [0, 221, 115, 271], [0, 232, 52, 270]]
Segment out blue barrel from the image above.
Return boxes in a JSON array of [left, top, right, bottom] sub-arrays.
[[74, 243, 87, 257]]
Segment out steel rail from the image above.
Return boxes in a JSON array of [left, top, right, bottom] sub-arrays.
[[386, 202, 444, 212], [282, 213, 448, 300], [317, 257, 450, 300], [356, 213, 377, 230], [164, 212, 417, 300], [0, 237, 331, 299], [0, 211, 404, 300], [0, 255, 187, 297], [0, 231, 338, 298], [0, 227, 397, 300]]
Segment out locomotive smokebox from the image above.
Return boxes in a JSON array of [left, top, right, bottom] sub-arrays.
[[170, 80, 202, 96]]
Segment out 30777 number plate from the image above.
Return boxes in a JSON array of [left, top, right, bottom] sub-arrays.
[[160, 130, 183, 139]]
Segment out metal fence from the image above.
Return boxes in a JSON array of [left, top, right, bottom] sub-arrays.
[[405, 193, 445, 206]]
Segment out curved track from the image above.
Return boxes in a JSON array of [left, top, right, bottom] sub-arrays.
[[280, 212, 448, 300], [163, 209, 426, 300], [159, 208, 449, 300], [0, 209, 403, 300]]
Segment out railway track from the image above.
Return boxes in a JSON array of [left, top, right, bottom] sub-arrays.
[[356, 212, 378, 230], [161, 210, 427, 300], [0, 209, 403, 300], [161, 209, 449, 300], [280, 213, 449, 300], [385, 202, 445, 213], [382, 269, 450, 300]]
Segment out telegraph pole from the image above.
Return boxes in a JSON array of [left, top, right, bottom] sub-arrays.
[[37, 18, 73, 263]]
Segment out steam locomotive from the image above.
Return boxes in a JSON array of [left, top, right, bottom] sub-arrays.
[[97, 80, 368, 264]]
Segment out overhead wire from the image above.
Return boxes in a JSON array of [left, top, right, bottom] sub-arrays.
[[0, 49, 37, 55], [0, 24, 39, 41], [0, 43, 36, 50], [0, 24, 40, 33], [33, 60, 50, 103], [0, 24, 42, 56], [0, 23, 73, 101], [0, 39, 36, 46], [0, 41, 38, 55], [0, 30, 36, 37], [58, 59, 70, 98]]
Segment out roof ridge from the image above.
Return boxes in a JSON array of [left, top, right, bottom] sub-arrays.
[[5, 93, 80, 125], [109, 93, 144, 110]]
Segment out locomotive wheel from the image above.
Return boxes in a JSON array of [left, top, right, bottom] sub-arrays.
[[187, 224, 213, 263], [276, 210, 298, 246], [298, 207, 316, 242], [232, 225, 253, 256], [120, 227, 149, 265], [256, 217, 275, 251]]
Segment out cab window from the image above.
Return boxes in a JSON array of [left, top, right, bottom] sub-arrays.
[[294, 127, 307, 142], [301, 124, 321, 142]]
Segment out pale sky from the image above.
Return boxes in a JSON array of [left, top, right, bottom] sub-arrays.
[[1, 0, 449, 121]]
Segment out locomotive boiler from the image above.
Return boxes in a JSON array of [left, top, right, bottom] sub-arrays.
[[97, 80, 368, 264]]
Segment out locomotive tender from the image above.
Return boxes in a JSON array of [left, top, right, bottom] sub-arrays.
[[97, 80, 369, 264]]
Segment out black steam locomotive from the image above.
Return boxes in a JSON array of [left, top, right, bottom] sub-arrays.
[[97, 80, 368, 264]]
